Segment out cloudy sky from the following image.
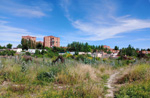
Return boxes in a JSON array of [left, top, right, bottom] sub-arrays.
[[0, 0, 150, 49]]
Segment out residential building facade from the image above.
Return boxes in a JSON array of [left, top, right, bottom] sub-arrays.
[[44, 36, 60, 47], [22, 35, 36, 42]]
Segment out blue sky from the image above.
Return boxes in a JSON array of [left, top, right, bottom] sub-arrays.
[[0, 0, 150, 49]]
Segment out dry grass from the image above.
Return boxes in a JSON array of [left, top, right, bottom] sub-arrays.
[[0, 58, 114, 98], [116, 64, 150, 84]]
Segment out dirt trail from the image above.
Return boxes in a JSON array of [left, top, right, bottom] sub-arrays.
[[105, 69, 123, 98]]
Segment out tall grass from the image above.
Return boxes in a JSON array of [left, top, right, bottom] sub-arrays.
[[115, 64, 150, 98], [0, 57, 112, 97]]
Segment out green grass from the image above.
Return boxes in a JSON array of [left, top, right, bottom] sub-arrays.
[[115, 64, 150, 98], [115, 80, 150, 98], [0, 57, 112, 97], [0, 57, 150, 98]]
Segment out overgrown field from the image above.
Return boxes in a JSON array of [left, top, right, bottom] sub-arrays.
[[0, 57, 114, 98], [115, 64, 150, 98], [0, 56, 150, 98]]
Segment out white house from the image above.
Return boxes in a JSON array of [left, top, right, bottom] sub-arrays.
[[28, 49, 42, 54], [92, 52, 103, 58], [11, 48, 22, 53]]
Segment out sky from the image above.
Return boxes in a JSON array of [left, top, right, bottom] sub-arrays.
[[0, 0, 150, 49]]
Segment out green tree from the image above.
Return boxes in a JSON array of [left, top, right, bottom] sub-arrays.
[[36, 42, 43, 49], [17, 44, 22, 48], [21, 38, 28, 50], [114, 46, 119, 50], [7, 43, 12, 49], [119, 45, 137, 57], [21, 38, 36, 50], [67, 42, 91, 52], [107, 50, 112, 54]]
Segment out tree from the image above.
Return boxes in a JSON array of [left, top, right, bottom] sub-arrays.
[[136, 48, 140, 51], [17, 44, 22, 48], [119, 45, 137, 57], [107, 50, 112, 54], [101, 45, 104, 50], [147, 48, 150, 51], [0, 45, 6, 49], [21, 38, 28, 50], [7, 43, 12, 49], [35, 50, 41, 55], [36, 42, 43, 49], [67, 42, 91, 52], [21, 38, 36, 50], [114, 46, 119, 50]]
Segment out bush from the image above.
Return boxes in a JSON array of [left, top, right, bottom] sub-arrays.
[[26, 52, 31, 56], [0, 50, 16, 56], [37, 66, 63, 82], [37, 72, 55, 82], [115, 80, 150, 98], [116, 64, 150, 84]]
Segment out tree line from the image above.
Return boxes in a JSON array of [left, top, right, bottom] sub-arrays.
[[1, 41, 150, 57]]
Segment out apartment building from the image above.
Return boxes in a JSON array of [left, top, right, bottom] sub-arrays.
[[44, 36, 60, 47], [22, 35, 36, 42]]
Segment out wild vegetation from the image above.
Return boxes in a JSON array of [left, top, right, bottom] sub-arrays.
[[0, 53, 150, 98], [0, 55, 115, 98], [115, 64, 150, 98], [0, 42, 150, 97]]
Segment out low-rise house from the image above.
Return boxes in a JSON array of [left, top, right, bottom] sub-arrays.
[[28, 49, 42, 54], [103, 54, 111, 58], [110, 49, 120, 53], [92, 51, 109, 58], [103, 45, 111, 49], [141, 51, 150, 54], [11, 48, 22, 53], [0, 49, 7, 52], [59, 52, 92, 56], [59, 52, 66, 55], [92, 52, 103, 58], [110, 52, 119, 59]]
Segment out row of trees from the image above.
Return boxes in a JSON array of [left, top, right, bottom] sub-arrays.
[[21, 38, 36, 50], [0, 50, 16, 56], [67, 42, 91, 52], [119, 45, 139, 57], [67, 42, 119, 53], [0, 43, 12, 49], [21, 38, 43, 50]]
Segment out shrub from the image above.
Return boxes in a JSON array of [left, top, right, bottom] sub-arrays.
[[25, 52, 31, 56], [37, 66, 63, 82], [116, 64, 150, 84], [115, 80, 150, 98], [37, 72, 55, 82]]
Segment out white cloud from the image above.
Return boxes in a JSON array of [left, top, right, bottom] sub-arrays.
[[0, 0, 52, 18], [15, 9, 45, 17], [136, 38, 150, 41], [61, 0, 150, 41], [72, 19, 150, 41], [0, 20, 44, 47]]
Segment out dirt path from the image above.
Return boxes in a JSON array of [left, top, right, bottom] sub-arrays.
[[105, 69, 123, 98]]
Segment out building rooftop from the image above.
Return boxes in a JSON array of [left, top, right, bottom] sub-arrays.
[[22, 35, 36, 38]]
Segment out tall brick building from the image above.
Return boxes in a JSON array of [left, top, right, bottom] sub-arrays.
[[22, 35, 60, 48], [22, 35, 36, 42], [44, 36, 60, 47]]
